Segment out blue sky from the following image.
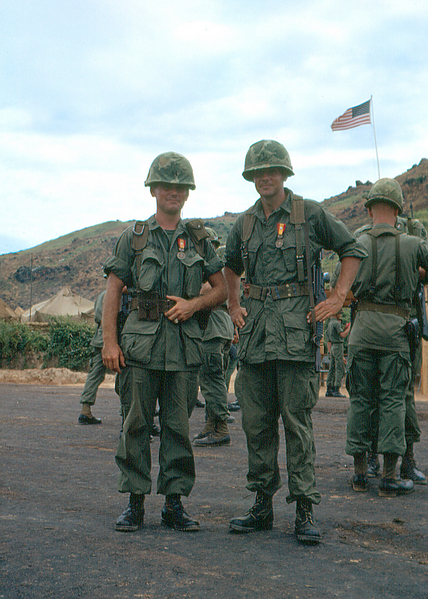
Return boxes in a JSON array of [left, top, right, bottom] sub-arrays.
[[1, 0, 427, 254]]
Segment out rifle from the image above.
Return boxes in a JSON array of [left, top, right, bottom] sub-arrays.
[[409, 202, 428, 341], [311, 254, 326, 372]]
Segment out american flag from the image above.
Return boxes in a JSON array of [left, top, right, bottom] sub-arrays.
[[331, 100, 371, 131]]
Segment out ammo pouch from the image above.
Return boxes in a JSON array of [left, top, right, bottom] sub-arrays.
[[135, 292, 174, 321], [405, 318, 419, 362]]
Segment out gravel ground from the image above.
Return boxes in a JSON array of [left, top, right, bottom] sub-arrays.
[[1, 381, 428, 599]]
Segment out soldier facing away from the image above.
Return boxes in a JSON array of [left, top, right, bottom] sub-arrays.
[[346, 178, 428, 496], [102, 152, 227, 533], [224, 140, 366, 543]]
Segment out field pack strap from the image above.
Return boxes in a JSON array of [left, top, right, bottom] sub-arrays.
[[185, 219, 210, 259], [241, 213, 257, 284], [367, 228, 401, 305], [132, 220, 150, 277], [289, 195, 305, 283]]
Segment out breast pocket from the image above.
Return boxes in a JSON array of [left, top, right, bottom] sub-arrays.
[[280, 240, 298, 275], [246, 238, 262, 281], [181, 252, 205, 298], [138, 248, 164, 292]]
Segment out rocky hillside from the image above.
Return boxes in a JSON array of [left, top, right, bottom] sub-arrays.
[[1, 159, 427, 311]]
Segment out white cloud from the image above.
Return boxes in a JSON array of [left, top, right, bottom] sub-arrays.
[[0, 0, 428, 252]]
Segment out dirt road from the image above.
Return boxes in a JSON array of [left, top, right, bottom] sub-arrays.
[[1, 381, 427, 598]]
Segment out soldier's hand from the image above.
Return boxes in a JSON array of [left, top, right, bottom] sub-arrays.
[[165, 295, 196, 323], [310, 295, 344, 323], [228, 304, 247, 329], [102, 341, 126, 373]]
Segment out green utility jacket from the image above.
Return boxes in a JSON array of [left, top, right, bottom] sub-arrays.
[[350, 224, 428, 351], [90, 290, 105, 349], [225, 189, 367, 364], [327, 317, 344, 345], [104, 216, 223, 371]]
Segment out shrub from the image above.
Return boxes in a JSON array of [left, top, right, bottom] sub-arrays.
[[0, 320, 48, 364], [44, 316, 96, 371], [0, 317, 96, 371]]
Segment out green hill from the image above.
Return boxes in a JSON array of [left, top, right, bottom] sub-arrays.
[[1, 159, 427, 311]]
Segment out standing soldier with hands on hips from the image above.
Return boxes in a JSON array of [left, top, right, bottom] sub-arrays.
[[224, 140, 366, 543], [102, 152, 227, 533]]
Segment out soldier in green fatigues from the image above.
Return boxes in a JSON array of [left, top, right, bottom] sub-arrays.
[[78, 290, 106, 424], [354, 214, 428, 484], [224, 140, 366, 543], [346, 178, 428, 496], [325, 310, 350, 397], [102, 152, 227, 533], [193, 228, 235, 446]]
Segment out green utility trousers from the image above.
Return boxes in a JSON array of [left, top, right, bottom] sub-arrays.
[[239, 360, 321, 505], [198, 338, 231, 422], [326, 344, 345, 389], [346, 347, 411, 456], [115, 366, 197, 496], [79, 349, 106, 406], [368, 340, 422, 452]]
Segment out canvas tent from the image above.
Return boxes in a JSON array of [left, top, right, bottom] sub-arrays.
[[0, 297, 18, 321], [21, 286, 94, 323]]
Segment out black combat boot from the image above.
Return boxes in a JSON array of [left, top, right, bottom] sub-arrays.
[[400, 443, 427, 485], [331, 386, 346, 398], [161, 494, 200, 532], [379, 452, 415, 496], [115, 494, 145, 532], [295, 498, 321, 544], [367, 452, 380, 478], [325, 387, 334, 397], [194, 420, 231, 446], [229, 491, 274, 533]]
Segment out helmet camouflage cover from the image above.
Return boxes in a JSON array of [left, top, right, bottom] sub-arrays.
[[364, 178, 404, 214], [242, 139, 295, 181], [144, 152, 196, 190]]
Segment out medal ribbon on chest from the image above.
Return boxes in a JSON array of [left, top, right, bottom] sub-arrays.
[[177, 237, 186, 260], [276, 222, 285, 248]]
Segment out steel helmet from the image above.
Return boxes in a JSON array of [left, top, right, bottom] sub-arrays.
[[242, 140, 295, 181], [364, 178, 404, 214], [144, 152, 196, 190]]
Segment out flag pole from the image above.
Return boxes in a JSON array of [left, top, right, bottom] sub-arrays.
[[370, 96, 381, 179]]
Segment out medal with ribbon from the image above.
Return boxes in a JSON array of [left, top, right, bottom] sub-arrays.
[[275, 222, 285, 247], [177, 237, 186, 260]]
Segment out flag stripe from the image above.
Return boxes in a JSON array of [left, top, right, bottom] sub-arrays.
[[331, 100, 371, 131]]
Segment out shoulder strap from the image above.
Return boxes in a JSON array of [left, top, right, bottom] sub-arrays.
[[185, 218, 210, 258], [132, 220, 150, 277]]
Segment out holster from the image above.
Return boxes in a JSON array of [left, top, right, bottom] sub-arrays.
[[405, 318, 419, 362]]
